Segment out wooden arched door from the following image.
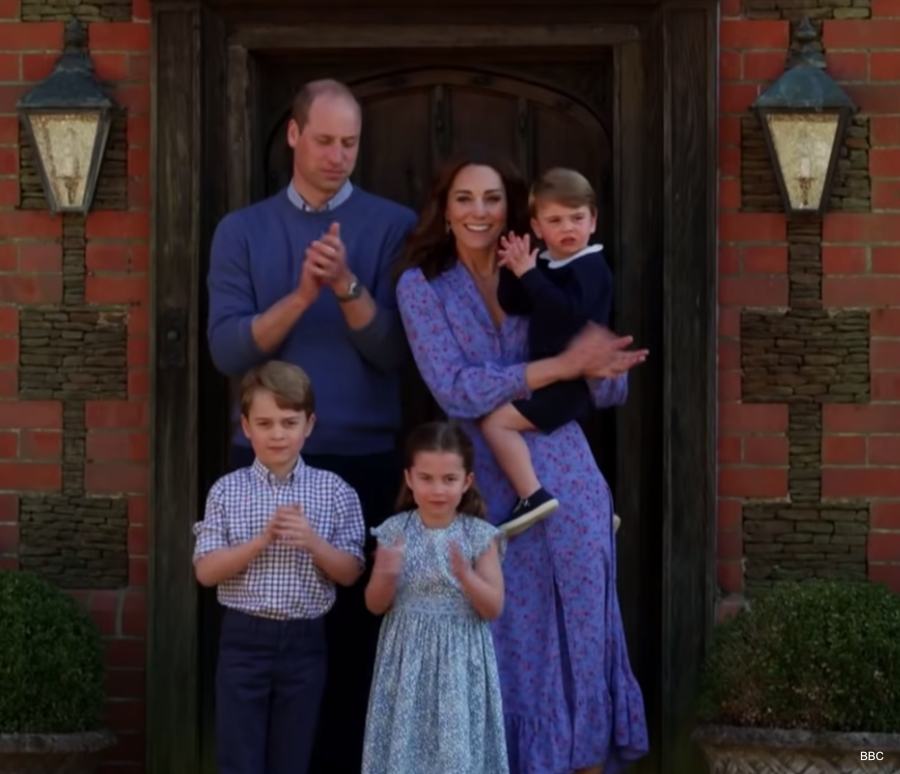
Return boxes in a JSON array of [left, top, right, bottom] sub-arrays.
[[266, 68, 612, 233], [263, 66, 618, 482]]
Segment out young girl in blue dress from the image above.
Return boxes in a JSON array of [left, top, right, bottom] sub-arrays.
[[361, 421, 509, 774]]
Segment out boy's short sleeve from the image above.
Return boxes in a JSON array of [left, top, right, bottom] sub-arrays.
[[331, 479, 366, 563], [193, 482, 230, 560]]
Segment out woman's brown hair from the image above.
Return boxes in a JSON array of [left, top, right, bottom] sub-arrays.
[[393, 147, 531, 282], [395, 421, 488, 519]]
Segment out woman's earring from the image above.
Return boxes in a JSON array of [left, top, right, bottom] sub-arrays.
[[445, 221, 451, 233]]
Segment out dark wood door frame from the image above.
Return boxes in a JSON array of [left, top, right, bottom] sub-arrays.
[[148, 2, 718, 773]]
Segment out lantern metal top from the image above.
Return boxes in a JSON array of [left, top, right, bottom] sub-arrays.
[[752, 18, 855, 112], [17, 19, 112, 111]]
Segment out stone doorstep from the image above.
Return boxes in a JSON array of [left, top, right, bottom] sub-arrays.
[[0, 729, 116, 754]]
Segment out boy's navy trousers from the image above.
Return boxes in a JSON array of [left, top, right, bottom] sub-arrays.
[[216, 607, 326, 774]]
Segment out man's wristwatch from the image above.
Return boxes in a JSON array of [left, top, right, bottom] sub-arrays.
[[335, 275, 363, 303]]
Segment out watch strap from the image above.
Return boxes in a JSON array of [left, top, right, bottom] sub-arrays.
[[335, 276, 362, 302]]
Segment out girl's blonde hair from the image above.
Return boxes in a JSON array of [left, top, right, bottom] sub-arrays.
[[395, 422, 487, 519]]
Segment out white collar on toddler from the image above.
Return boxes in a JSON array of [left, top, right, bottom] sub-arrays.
[[539, 243, 603, 270]]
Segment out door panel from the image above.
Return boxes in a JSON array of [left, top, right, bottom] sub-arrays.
[[533, 106, 608, 240], [359, 89, 433, 207], [448, 86, 520, 159]]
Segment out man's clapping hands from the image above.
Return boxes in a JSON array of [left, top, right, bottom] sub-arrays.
[[307, 222, 352, 287]]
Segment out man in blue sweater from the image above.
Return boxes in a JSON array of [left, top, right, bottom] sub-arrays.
[[206, 79, 417, 774]]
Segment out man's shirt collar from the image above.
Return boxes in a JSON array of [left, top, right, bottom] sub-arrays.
[[287, 180, 353, 212]]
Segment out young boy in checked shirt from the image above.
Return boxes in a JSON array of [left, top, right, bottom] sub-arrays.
[[193, 360, 366, 774]]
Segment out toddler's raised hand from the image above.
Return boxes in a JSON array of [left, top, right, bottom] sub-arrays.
[[497, 232, 538, 278], [373, 537, 405, 577]]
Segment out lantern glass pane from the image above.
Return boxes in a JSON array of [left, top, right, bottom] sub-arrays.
[[765, 112, 839, 212], [26, 111, 101, 211]]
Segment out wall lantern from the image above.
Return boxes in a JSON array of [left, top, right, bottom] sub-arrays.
[[17, 18, 114, 215], [752, 17, 856, 216]]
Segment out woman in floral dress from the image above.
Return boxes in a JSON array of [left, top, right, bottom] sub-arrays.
[[393, 150, 650, 774]]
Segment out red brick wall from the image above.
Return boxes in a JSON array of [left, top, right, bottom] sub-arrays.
[[718, 0, 900, 617], [0, 0, 150, 771]]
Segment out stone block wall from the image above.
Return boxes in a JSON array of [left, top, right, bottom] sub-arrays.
[[0, 0, 150, 771], [719, 0, 900, 618]]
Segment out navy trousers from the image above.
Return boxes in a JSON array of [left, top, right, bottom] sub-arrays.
[[216, 607, 326, 774]]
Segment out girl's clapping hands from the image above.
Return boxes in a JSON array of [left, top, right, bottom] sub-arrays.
[[449, 541, 473, 584], [373, 537, 405, 577]]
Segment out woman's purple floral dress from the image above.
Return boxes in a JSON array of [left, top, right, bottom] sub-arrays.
[[396, 263, 649, 774]]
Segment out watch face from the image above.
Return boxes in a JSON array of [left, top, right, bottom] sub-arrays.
[[339, 278, 361, 300]]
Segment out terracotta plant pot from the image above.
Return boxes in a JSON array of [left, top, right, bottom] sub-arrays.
[[693, 725, 900, 774], [0, 730, 115, 774]]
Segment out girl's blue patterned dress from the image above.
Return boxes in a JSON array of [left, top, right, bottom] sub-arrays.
[[361, 510, 510, 774]]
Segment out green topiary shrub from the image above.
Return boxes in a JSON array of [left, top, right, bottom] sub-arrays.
[[0, 569, 105, 734], [697, 579, 900, 734]]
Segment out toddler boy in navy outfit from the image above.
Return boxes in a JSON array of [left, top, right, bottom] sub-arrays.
[[484, 168, 614, 537], [193, 360, 366, 774]]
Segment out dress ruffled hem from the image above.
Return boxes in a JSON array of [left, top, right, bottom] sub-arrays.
[[601, 676, 651, 774], [503, 681, 649, 774], [504, 712, 571, 774]]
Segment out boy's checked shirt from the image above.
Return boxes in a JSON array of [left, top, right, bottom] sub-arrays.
[[193, 456, 366, 620]]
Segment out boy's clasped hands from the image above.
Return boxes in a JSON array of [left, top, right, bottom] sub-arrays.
[[262, 505, 322, 552]]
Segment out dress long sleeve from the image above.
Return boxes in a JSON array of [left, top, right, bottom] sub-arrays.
[[396, 269, 530, 419], [588, 374, 628, 407]]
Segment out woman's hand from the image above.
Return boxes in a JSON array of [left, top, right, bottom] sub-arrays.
[[563, 323, 649, 380]]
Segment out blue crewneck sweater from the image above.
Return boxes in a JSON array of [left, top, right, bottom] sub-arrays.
[[207, 187, 417, 456]]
